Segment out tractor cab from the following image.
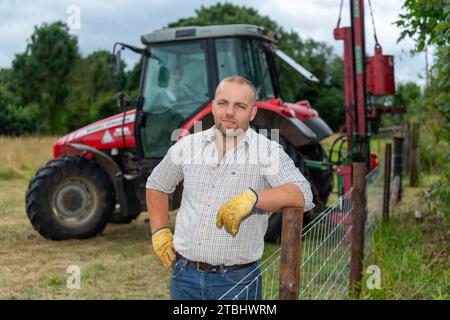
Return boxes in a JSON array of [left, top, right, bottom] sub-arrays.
[[136, 24, 280, 159]]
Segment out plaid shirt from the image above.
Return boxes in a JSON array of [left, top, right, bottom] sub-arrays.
[[146, 125, 314, 266]]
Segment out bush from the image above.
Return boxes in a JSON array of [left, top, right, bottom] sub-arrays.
[[427, 152, 450, 215], [0, 100, 48, 136]]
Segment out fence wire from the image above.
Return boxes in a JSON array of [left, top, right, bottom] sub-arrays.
[[365, 164, 384, 258], [218, 164, 384, 300]]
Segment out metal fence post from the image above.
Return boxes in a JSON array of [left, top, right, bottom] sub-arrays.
[[279, 207, 304, 300], [349, 161, 367, 298], [383, 144, 392, 222]]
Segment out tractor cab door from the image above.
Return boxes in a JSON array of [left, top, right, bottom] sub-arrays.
[[137, 40, 212, 159]]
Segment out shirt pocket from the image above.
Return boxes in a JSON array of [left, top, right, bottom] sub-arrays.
[[226, 164, 262, 190]]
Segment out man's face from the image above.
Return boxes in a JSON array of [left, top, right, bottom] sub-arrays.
[[212, 81, 257, 136]]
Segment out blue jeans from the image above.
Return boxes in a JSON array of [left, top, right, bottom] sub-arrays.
[[170, 259, 262, 300]]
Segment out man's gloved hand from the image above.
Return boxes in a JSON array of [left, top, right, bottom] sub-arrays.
[[216, 188, 258, 237], [151, 227, 176, 269]]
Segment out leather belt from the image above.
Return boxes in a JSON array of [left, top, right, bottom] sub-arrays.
[[176, 252, 255, 273]]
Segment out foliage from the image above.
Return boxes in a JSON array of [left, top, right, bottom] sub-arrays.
[[7, 22, 79, 134], [428, 162, 450, 215], [396, 0, 449, 212], [396, 0, 449, 51], [0, 22, 129, 135]]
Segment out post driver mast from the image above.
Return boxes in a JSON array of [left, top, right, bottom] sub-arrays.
[[333, 0, 397, 194]]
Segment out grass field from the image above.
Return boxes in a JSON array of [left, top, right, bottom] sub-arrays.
[[0, 136, 172, 299], [361, 175, 449, 300]]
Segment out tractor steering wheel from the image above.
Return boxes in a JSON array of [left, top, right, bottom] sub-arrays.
[[179, 82, 198, 100]]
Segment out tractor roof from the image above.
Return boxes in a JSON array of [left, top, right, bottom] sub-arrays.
[[141, 24, 278, 45]]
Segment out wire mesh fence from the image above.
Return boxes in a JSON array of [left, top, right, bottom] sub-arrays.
[[298, 188, 353, 299], [365, 164, 384, 258], [218, 164, 384, 300], [217, 245, 280, 300]]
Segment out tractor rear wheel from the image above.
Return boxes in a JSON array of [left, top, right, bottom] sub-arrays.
[[258, 132, 305, 243], [25, 156, 115, 240], [264, 140, 333, 243]]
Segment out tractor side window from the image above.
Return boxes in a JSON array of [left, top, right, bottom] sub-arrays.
[[141, 42, 210, 158]]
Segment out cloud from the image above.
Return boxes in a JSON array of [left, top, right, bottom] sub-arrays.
[[253, 0, 425, 86], [0, 0, 425, 85]]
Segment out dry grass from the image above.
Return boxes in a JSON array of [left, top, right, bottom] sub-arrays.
[[0, 136, 175, 299], [0, 175, 177, 299], [0, 136, 58, 181], [0, 176, 177, 299]]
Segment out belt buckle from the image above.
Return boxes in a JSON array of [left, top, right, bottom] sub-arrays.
[[196, 261, 219, 272]]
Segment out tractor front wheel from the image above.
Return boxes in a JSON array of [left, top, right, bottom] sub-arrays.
[[25, 156, 115, 240]]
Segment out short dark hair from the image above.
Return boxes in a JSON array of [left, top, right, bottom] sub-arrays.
[[215, 75, 257, 106]]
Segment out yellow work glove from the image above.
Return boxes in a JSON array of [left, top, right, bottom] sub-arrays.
[[151, 227, 176, 269], [216, 188, 258, 237]]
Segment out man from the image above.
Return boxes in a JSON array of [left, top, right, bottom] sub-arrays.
[[146, 75, 314, 300]]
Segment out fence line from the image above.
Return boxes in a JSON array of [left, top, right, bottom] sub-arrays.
[[365, 164, 384, 258], [218, 164, 384, 300]]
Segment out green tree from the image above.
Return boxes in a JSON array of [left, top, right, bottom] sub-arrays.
[[394, 82, 422, 106], [8, 21, 79, 133], [168, 3, 279, 31], [395, 0, 449, 213], [86, 50, 121, 98], [0, 82, 42, 135], [63, 49, 130, 131], [125, 57, 143, 92], [396, 0, 449, 123]]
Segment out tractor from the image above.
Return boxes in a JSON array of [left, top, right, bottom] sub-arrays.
[[25, 24, 335, 241]]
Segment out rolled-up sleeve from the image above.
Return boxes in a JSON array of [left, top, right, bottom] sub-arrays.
[[145, 143, 184, 194], [263, 144, 315, 212]]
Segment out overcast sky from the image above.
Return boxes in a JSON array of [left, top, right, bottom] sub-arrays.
[[0, 0, 428, 86]]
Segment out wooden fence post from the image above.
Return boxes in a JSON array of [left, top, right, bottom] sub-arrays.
[[393, 137, 404, 201], [410, 122, 420, 187], [279, 207, 304, 300], [383, 144, 392, 222], [403, 124, 412, 176], [349, 161, 367, 298]]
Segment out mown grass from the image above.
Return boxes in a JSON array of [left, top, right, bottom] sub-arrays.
[[0, 136, 171, 299]]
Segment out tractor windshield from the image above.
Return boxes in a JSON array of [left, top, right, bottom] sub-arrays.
[[142, 41, 210, 116], [141, 41, 210, 158], [139, 37, 277, 159], [215, 38, 276, 100]]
